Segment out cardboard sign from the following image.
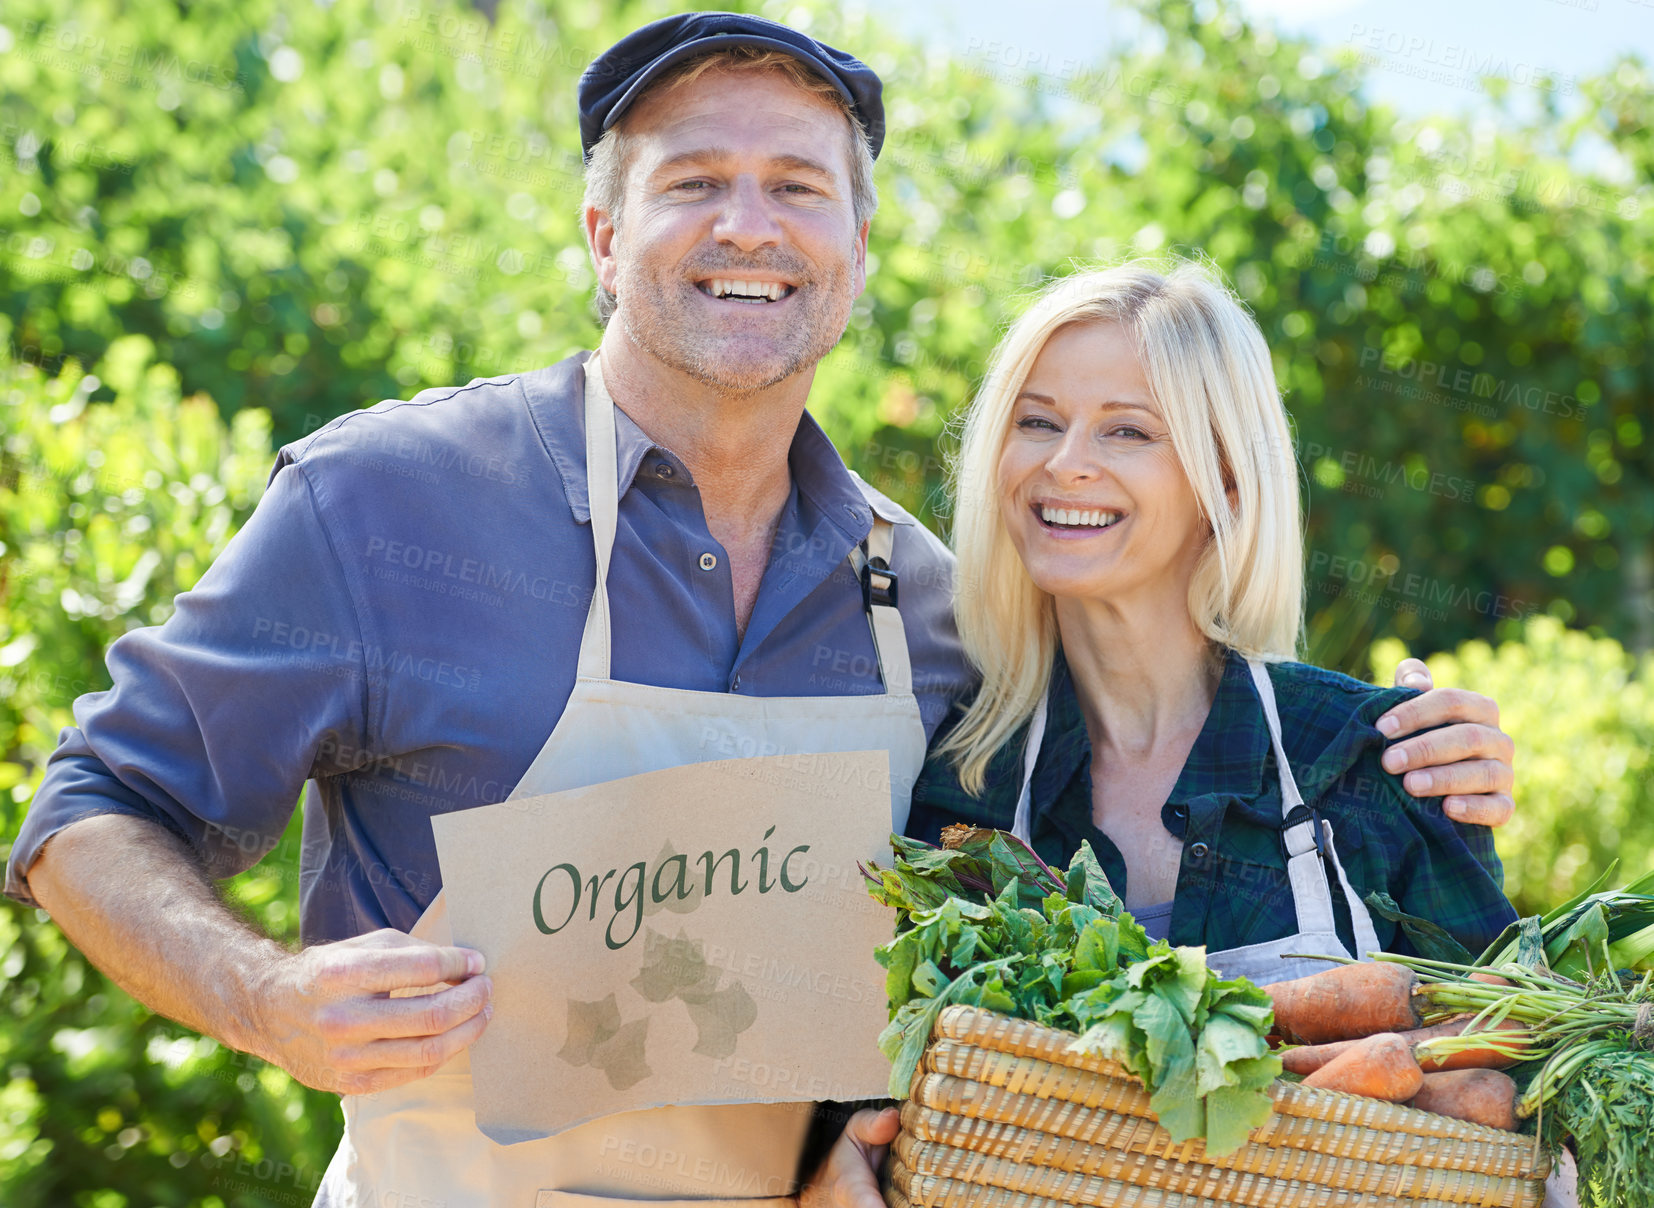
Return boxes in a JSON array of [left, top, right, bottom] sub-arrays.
[[431, 750, 896, 1143]]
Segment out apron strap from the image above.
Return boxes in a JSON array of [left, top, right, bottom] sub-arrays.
[[847, 518, 914, 698], [1246, 658, 1306, 812], [576, 356, 620, 681], [1247, 658, 1381, 954], [1011, 692, 1049, 844], [1327, 819, 1383, 959]]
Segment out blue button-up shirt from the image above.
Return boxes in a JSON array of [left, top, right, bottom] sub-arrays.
[[6, 353, 973, 944]]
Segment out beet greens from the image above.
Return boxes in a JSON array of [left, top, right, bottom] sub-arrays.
[[864, 828, 1281, 1156]]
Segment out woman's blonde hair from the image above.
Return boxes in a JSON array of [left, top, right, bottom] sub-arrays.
[[939, 260, 1304, 792]]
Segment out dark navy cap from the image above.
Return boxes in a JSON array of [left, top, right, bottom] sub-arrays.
[[578, 12, 885, 162]]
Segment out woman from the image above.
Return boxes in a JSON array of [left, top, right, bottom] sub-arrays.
[[907, 262, 1516, 986]]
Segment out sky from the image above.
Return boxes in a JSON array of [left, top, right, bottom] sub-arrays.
[[887, 0, 1653, 135]]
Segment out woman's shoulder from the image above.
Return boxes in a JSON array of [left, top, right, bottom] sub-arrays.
[[908, 697, 1030, 841], [1266, 658, 1413, 713], [1259, 658, 1416, 803]]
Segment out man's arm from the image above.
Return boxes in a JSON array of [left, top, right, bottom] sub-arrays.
[[1377, 658, 1515, 828], [7, 456, 498, 1089], [29, 813, 492, 1095]]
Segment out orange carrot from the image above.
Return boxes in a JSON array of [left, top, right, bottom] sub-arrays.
[[1406, 1069, 1520, 1131], [1281, 1017, 1470, 1075], [1280, 1015, 1529, 1075], [1301, 1033, 1425, 1101], [1265, 962, 1420, 1045]]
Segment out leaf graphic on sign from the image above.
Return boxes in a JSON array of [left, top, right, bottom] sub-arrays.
[[631, 928, 719, 1003], [558, 993, 621, 1067], [643, 842, 702, 917], [682, 981, 757, 1059], [590, 1017, 653, 1090]]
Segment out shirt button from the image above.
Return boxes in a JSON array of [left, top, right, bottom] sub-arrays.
[[730, 674, 742, 691], [1189, 841, 1211, 860], [1169, 804, 1188, 822], [698, 552, 717, 571], [655, 463, 674, 479]]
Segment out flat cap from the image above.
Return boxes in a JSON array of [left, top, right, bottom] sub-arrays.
[[578, 11, 884, 162]]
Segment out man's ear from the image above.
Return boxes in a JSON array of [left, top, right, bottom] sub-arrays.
[[851, 218, 870, 297], [585, 204, 619, 296]]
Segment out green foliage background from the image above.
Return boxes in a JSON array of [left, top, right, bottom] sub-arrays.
[[0, 0, 1649, 1202]]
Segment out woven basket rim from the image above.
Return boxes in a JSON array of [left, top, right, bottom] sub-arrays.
[[924, 1003, 1550, 1172]]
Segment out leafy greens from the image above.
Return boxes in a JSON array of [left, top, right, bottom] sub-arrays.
[[864, 828, 1280, 1156], [1381, 862, 1654, 1206]]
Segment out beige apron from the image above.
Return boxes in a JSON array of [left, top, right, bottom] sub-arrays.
[[1011, 657, 1381, 988], [315, 357, 929, 1206]]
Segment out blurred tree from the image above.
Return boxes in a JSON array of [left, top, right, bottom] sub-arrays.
[[2, 0, 1649, 661], [1372, 621, 1654, 918], [0, 334, 344, 1206]]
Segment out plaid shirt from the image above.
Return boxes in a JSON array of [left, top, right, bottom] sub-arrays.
[[907, 648, 1516, 959]]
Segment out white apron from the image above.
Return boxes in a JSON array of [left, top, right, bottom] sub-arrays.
[[1010, 657, 1380, 988], [315, 357, 929, 1207]]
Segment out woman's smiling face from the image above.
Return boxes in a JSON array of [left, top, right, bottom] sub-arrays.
[[996, 320, 1209, 606]]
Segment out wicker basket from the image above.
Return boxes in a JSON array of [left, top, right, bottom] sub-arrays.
[[883, 1006, 1550, 1208]]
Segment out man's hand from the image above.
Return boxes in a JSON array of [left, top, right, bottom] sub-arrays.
[[26, 814, 491, 1100], [250, 928, 492, 1095], [799, 1106, 899, 1208], [1377, 658, 1515, 828]]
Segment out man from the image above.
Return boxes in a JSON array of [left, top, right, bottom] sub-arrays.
[[5, 12, 1516, 1206]]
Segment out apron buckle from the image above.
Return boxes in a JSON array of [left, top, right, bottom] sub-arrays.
[[1281, 803, 1327, 859], [860, 556, 899, 610]]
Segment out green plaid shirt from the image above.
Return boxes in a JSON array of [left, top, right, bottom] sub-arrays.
[[907, 648, 1515, 958]]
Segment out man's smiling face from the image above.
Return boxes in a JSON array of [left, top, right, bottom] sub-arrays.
[[594, 66, 869, 394]]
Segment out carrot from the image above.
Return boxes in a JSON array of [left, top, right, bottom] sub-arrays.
[[1281, 1017, 1471, 1075], [1280, 1015, 1530, 1075], [1265, 961, 1420, 1045], [1406, 1069, 1520, 1131], [1301, 1032, 1425, 1102]]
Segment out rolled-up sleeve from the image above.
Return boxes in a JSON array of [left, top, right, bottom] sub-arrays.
[[5, 458, 372, 905]]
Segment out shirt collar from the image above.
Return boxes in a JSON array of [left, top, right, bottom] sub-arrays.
[[1031, 646, 1274, 813], [521, 351, 879, 540], [521, 352, 661, 525]]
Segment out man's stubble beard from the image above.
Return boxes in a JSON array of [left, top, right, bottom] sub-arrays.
[[611, 243, 858, 396]]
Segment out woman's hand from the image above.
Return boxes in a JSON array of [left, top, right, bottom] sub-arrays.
[[1376, 659, 1515, 828]]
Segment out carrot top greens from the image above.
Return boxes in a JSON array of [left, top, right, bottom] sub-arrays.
[[864, 827, 1281, 1156], [1379, 860, 1654, 1206]]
